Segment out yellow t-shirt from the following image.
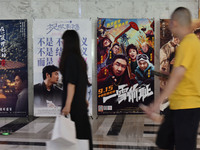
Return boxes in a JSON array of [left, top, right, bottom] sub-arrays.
[[169, 33, 200, 110]]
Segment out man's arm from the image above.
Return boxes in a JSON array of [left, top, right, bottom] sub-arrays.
[[150, 66, 186, 113]]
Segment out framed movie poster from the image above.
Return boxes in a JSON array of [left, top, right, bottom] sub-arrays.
[[97, 18, 155, 115], [33, 19, 92, 116], [0, 20, 28, 117]]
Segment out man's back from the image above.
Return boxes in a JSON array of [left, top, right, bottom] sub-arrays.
[[169, 33, 200, 110]]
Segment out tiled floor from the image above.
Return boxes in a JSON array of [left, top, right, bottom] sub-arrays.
[[0, 115, 200, 150]]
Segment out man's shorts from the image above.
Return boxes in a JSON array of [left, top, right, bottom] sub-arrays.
[[156, 107, 174, 150], [156, 107, 200, 150]]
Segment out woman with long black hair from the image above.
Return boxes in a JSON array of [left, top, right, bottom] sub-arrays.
[[59, 30, 93, 150]]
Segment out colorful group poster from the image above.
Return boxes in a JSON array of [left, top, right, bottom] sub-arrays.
[[33, 19, 92, 116], [0, 20, 28, 117], [97, 18, 155, 114]]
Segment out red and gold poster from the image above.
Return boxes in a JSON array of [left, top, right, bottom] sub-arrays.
[[97, 18, 155, 114]]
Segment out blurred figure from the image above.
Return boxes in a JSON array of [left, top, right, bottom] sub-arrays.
[[59, 30, 93, 150], [141, 7, 200, 150]]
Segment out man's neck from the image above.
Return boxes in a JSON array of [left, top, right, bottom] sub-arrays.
[[44, 80, 52, 91], [178, 27, 192, 41]]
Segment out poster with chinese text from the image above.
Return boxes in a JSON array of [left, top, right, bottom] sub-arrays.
[[97, 18, 154, 114], [33, 19, 92, 116], [0, 20, 28, 117]]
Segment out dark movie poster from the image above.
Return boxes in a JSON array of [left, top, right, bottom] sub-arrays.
[[97, 18, 155, 115], [0, 20, 28, 117]]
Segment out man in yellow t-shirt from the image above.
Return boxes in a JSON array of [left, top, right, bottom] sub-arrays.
[[141, 7, 200, 150]]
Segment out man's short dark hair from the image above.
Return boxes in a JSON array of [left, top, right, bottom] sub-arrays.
[[42, 65, 59, 80], [112, 54, 128, 65], [14, 71, 27, 83], [171, 7, 191, 27], [14, 71, 28, 88]]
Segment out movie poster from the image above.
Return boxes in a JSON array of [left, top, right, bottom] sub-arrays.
[[97, 18, 155, 115], [33, 19, 92, 116], [160, 19, 176, 92], [0, 20, 28, 117]]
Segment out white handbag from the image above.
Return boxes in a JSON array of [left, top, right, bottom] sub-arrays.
[[46, 115, 89, 150], [52, 115, 76, 145], [46, 139, 89, 150]]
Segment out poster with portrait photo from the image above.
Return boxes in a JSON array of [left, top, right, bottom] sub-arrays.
[[33, 19, 92, 116], [97, 18, 155, 115], [0, 20, 28, 117]]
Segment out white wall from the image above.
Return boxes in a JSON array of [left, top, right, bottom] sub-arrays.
[[0, 0, 198, 116]]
